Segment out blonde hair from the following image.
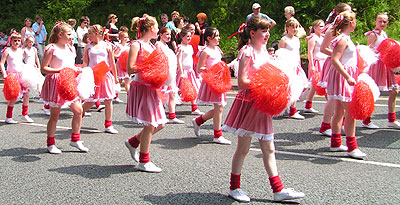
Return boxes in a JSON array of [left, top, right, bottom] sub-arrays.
[[310, 19, 324, 33], [119, 31, 129, 39], [68, 18, 77, 26], [24, 35, 35, 46], [171, 11, 180, 17], [8, 32, 22, 46], [285, 18, 299, 28], [284, 6, 295, 16], [48, 22, 71, 43], [108, 14, 117, 24], [130, 16, 156, 36], [333, 10, 356, 36], [88, 24, 104, 36]]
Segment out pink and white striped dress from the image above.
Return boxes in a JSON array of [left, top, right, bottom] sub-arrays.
[[327, 34, 358, 102], [222, 45, 274, 141], [126, 40, 167, 127], [196, 46, 227, 106], [307, 33, 328, 80], [115, 43, 130, 80], [176, 44, 201, 92]]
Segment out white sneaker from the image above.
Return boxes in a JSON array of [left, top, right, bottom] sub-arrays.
[[213, 136, 231, 145], [84, 112, 91, 117], [388, 121, 400, 129], [304, 108, 319, 114], [42, 107, 51, 116], [105, 126, 118, 134], [191, 109, 204, 115], [330, 145, 348, 152], [114, 98, 123, 103], [167, 118, 185, 124], [70, 141, 89, 152], [289, 112, 305, 120], [320, 129, 332, 137], [47, 145, 62, 154], [362, 122, 379, 129], [137, 162, 162, 173], [125, 140, 139, 162], [192, 118, 201, 137], [21, 115, 34, 123], [228, 189, 250, 202], [347, 149, 366, 159], [273, 188, 305, 202], [96, 105, 105, 112], [5, 118, 17, 124]]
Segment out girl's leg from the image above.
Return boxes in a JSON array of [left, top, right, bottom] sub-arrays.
[[212, 104, 230, 144], [305, 86, 318, 113], [289, 102, 305, 120], [136, 124, 165, 172], [47, 106, 61, 153], [82, 101, 95, 113], [330, 100, 346, 150], [5, 99, 17, 123], [388, 89, 400, 128], [343, 103, 366, 158], [69, 100, 88, 152], [124, 79, 130, 93], [167, 92, 184, 123], [104, 99, 118, 133], [21, 92, 33, 122], [320, 98, 335, 136]]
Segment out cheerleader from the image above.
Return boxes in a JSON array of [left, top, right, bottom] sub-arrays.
[[124, 16, 167, 173], [223, 16, 305, 202], [176, 29, 203, 115], [40, 22, 88, 154], [156, 27, 184, 124], [363, 13, 400, 129], [114, 31, 131, 95], [192, 27, 231, 145], [304, 19, 328, 113], [278, 19, 309, 120], [0, 32, 34, 124], [81, 24, 119, 134], [318, 3, 352, 136], [327, 11, 366, 159]]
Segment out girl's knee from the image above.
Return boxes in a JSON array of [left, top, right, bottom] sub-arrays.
[[158, 124, 166, 130]]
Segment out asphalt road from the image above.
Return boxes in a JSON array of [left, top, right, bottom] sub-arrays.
[[0, 89, 399, 204]]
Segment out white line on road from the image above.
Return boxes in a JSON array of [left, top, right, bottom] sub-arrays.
[[250, 148, 400, 168]]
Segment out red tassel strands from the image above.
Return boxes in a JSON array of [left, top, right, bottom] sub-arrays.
[[3, 74, 21, 101], [180, 78, 197, 102], [135, 48, 169, 89], [377, 39, 400, 69], [118, 50, 129, 72], [57, 68, 79, 101], [349, 81, 375, 120], [92, 61, 110, 85], [249, 63, 290, 116], [201, 61, 232, 93], [311, 70, 327, 96]]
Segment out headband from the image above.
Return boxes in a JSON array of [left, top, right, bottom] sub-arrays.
[[228, 23, 247, 39], [326, 8, 336, 22], [333, 15, 345, 27], [53, 21, 65, 32], [136, 17, 147, 39]]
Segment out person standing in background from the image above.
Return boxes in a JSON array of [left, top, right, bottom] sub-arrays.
[[246, 3, 276, 28], [76, 16, 89, 64], [32, 14, 47, 62]]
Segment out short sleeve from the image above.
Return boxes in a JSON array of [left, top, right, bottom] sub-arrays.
[[331, 34, 345, 48], [237, 45, 255, 61], [261, 13, 273, 22]]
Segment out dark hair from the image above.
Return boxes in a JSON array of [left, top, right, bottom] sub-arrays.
[[333, 10, 356, 36], [326, 3, 351, 23], [237, 16, 270, 50], [159, 27, 171, 35], [203, 27, 218, 43], [173, 17, 183, 28]]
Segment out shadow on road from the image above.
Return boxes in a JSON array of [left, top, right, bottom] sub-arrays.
[[48, 164, 136, 179]]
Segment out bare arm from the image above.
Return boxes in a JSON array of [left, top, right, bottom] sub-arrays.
[[21, 27, 26, 45], [331, 38, 355, 86], [320, 28, 334, 56], [237, 55, 251, 90], [82, 45, 89, 67], [196, 49, 209, 73], [34, 48, 40, 69], [307, 37, 316, 72], [366, 33, 377, 49], [0, 50, 9, 78], [278, 37, 286, 49], [40, 48, 61, 74], [176, 47, 184, 75], [127, 42, 140, 75]]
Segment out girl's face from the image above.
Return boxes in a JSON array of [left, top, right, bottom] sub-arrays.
[[252, 28, 270, 46], [11, 38, 21, 48], [120, 34, 129, 43], [207, 31, 220, 46], [26, 39, 34, 48], [87, 30, 98, 42], [375, 15, 388, 31], [314, 22, 325, 34], [160, 30, 171, 43], [25, 20, 31, 27], [286, 25, 298, 36], [150, 21, 159, 38], [284, 12, 292, 20], [188, 25, 195, 37], [197, 18, 205, 24], [182, 32, 192, 44]]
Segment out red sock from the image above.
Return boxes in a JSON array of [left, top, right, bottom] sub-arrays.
[[47, 136, 55, 147], [71, 133, 80, 142], [289, 106, 297, 116], [95, 101, 101, 108], [346, 136, 358, 152], [139, 152, 150, 163], [114, 93, 119, 99], [22, 105, 29, 116], [305, 101, 312, 109], [269, 175, 284, 193], [104, 120, 112, 128], [342, 117, 345, 126], [6, 106, 14, 118], [319, 122, 331, 133], [331, 133, 342, 148], [363, 117, 371, 125], [195, 115, 206, 126], [214, 129, 222, 139], [44, 104, 50, 109], [191, 104, 198, 112], [128, 136, 140, 148], [388, 112, 396, 122], [169, 113, 176, 119], [230, 173, 241, 190]]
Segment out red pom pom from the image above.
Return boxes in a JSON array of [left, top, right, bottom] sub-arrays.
[[135, 48, 169, 89], [356, 49, 367, 73], [92, 61, 110, 85], [377, 39, 400, 69], [189, 35, 200, 64], [118, 50, 129, 72], [395, 75, 400, 85], [349, 81, 375, 120], [311, 70, 327, 96], [57, 68, 78, 101], [249, 63, 290, 116], [201, 61, 232, 93], [180, 78, 197, 102], [3, 74, 21, 101]]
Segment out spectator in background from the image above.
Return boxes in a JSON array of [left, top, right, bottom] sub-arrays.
[[0, 30, 7, 62], [76, 16, 89, 64], [165, 11, 180, 31], [104, 14, 119, 43], [160, 13, 169, 29], [246, 3, 276, 28], [21, 18, 36, 45], [284, 6, 306, 38], [195, 12, 208, 46], [68, 19, 78, 49], [32, 14, 47, 62]]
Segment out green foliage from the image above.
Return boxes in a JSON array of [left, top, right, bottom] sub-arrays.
[[1, 0, 399, 58]]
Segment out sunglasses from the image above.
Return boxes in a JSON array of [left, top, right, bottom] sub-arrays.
[[13, 39, 21, 42]]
